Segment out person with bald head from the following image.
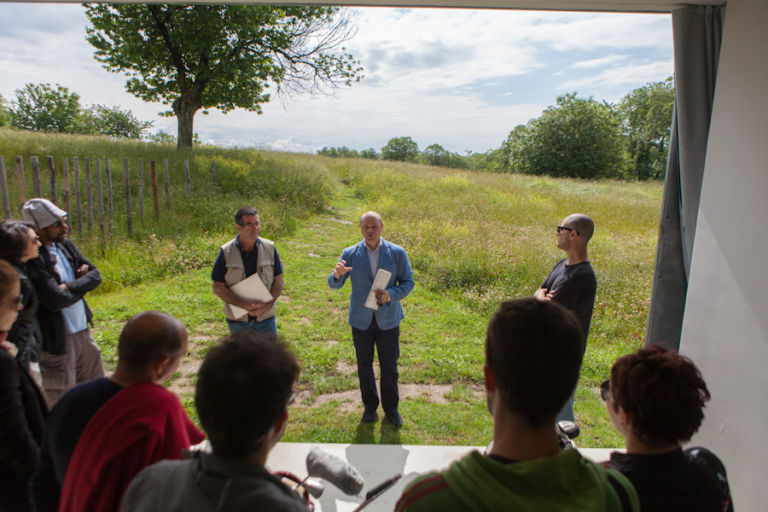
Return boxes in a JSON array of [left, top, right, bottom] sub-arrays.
[[534, 213, 597, 423], [328, 211, 414, 427], [36, 311, 204, 512]]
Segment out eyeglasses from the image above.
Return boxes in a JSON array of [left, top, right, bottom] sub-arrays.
[[29, 235, 40, 244], [53, 218, 68, 228], [600, 378, 611, 401], [238, 221, 260, 228], [557, 226, 579, 234]]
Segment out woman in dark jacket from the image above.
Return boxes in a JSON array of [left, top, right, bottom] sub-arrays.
[[0, 219, 42, 369], [603, 345, 732, 512], [0, 259, 48, 511]]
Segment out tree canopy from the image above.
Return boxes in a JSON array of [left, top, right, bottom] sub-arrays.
[[85, 4, 363, 149], [381, 136, 419, 162], [11, 83, 81, 133], [508, 93, 624, 179], [619, 77, 675, 180]]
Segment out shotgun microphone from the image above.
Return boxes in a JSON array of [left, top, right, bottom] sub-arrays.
[[305, 447, 364, 496]]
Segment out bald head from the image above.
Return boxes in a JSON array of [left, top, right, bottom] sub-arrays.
[[117, 311, 188, 376], [360, 211, 383, 227], [564, 214, 594, 243]]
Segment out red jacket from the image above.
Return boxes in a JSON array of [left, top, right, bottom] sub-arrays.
[[59, 382, 204, 512]]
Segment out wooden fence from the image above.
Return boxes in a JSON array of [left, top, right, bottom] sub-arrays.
[[0, 155, 217, 239]]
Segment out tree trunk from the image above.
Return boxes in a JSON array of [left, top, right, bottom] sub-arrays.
[[173, 93, 201, 150]]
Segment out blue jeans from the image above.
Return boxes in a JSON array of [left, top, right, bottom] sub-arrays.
[[226, 315, 277, 334], [352, 316, 400, 415]]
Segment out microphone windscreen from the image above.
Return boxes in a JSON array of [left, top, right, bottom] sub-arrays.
[[306, 447, 364, 496]]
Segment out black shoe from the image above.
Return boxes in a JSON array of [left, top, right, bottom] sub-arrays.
[[362, 409, 377, 423], [386, 411, 403, 428]]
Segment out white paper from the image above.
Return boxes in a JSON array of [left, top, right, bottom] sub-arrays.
[[365, 269, 392, 310], [228, 273, 273, 318]]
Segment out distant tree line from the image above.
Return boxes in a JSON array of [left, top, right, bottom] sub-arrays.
[[319, 78, 675, 180]]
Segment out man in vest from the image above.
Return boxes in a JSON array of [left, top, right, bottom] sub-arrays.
[[212, 207, 284, 334]]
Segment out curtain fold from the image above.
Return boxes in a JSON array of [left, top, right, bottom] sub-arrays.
[[645, 5, 723, 350]]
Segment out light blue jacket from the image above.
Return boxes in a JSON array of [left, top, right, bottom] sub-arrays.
[[327, 239, 415, 330]]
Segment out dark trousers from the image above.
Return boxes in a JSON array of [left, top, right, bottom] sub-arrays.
[[352, 316, 400, 415]]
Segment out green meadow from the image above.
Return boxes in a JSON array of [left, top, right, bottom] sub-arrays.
[[1, 128, 662, 448]]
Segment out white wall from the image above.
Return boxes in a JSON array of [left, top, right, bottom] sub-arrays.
[[680, 0, 768, 509]]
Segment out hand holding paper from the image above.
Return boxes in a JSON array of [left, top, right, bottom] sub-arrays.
[[365, 269, 392, 310]]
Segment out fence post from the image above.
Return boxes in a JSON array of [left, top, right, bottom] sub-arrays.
[[61, 157, 70, 225], [184, 160, 190, 192], [123, 158, 132, 236], [164, 159, 170, 210], [105, 158, 113, 240], [0, 157, 10, 219], [47, 156, 56, 203], [73, 157, 82, 239], [95, 158, 105, 242], [85, 157, 93, 236], [31, 156, 41, 197], [15, 156, 26, 211], [138, 158, 144, 226], [210, 160, 216, 189], [151, 160, 159, 223]]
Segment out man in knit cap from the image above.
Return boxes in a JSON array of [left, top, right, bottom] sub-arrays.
[[22, 198, 103, 406]]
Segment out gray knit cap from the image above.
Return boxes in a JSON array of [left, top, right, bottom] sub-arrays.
[[21, 198, 68, 230]]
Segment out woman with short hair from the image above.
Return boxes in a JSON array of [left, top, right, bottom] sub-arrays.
[[0, 219, 42, 368], [0, 259, 48, 511], [603, 344, 732, 512]]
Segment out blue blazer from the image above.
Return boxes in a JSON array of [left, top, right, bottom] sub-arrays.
[[328, 239, 415, 330]]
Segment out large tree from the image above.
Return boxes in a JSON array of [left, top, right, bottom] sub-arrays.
[[619, 77, 675, 180], [85, 4, 363, 149], [510, 93, 624, 179]]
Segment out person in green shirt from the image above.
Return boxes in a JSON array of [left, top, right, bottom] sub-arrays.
[[396, 298, 638, 512]]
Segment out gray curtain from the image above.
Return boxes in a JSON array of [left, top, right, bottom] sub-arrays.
[[645, 5, 723, 350]]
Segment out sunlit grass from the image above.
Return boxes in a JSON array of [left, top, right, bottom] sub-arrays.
[[6, 130, 662, 448]]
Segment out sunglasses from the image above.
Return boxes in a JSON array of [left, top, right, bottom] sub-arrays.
[[600, 378, 611, 401], [557, 226, 580, 235]]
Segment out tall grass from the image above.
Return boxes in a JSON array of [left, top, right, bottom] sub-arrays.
[[327, 158, 662, 387], [0, 128, 333, 291], [3, 129, 663, 446]]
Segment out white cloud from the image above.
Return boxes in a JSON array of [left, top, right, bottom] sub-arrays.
[[0, 5, 673, 154], [557, 59, 674, 98], [570, 54, 629, 70]]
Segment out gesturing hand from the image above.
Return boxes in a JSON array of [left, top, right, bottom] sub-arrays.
[[333, 259, 353, 279]]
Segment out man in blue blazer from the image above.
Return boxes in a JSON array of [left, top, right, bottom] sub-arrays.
[[328, 211, 415, 427]]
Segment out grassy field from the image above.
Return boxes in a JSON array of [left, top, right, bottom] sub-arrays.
[[2, 129, 662, 448]]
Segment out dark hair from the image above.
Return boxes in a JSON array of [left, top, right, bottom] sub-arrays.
[[610, 344, 710, 447], [0, 220, 35, 262], [0, 259, 19, 305], [235, 206, 259, 225], [196, 331, 299, 457], [117, 311, 187, 375], [486, 298, 584, 429]]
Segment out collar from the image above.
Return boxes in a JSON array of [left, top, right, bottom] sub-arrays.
[[236, 235, 260, 252], [362, 238, 383, 251]]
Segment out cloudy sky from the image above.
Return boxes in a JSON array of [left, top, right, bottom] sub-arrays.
[[0, 3, 672, 154]]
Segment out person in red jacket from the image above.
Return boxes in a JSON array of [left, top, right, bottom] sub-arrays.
[[58, 311, 204, 512]]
